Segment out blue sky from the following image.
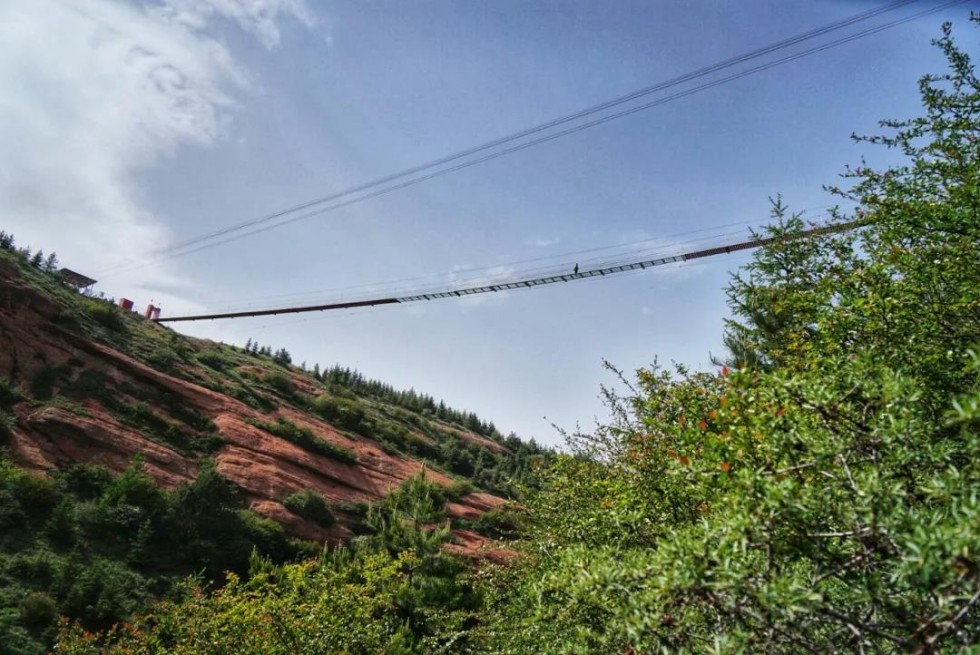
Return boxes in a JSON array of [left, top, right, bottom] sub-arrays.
[[1, 0, 973, 444]]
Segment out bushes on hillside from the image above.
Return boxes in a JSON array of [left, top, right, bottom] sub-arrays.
[[0, 458, 312, 654], [55, 472, 478, 654], [0, 411, 15, 440], [0, 379, 24, 408], [313, 394, 367, 433], [263, 370, 295, 396], [282, 490, 336, 527], [80, 298, 125, 332], [246, 417, 357, 464]]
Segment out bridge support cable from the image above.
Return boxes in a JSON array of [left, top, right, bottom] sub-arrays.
[[156, 221, 859, 324]]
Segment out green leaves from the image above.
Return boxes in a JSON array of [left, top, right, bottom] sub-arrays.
[[282, 489, 336, 528]]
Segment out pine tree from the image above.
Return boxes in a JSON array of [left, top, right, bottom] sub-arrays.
[[43, 252, 58, 273], [272, 348, 292, 366]]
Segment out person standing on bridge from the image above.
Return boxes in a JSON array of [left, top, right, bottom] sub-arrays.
[[574, 263, 579, 275]]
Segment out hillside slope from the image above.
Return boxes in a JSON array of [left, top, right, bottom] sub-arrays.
[[0, 247, 541, 546]]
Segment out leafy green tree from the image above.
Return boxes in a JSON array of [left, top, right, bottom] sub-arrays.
[[365, 472, 450, 559], [56, 552, 417, 655]]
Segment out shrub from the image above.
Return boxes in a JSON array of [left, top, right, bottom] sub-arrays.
[[468, 507, 521, 539], [65, 370, 109, 400], [264, 371, 295, 396], [336, 501, 370, 517], [229, 384, 278, 413], [98, 464, 168, 526], [313, 395, 367, 433], [195, 352, 230, 371], [57, 464, 112, 500], [145, 347, 180, 373], [45, 396, 91, 417], [19, 592, 57, 633], [0, 378, 24, 408], [104, 397, 220, 455], [283, 489, 336, 527], [446, 479, 475, 501], [60, 557, 148, 629], [0, 491, 28, 536], [0, 410, 15, 439], [14, 473, 60, 517], [30, 365, 68, 401], [45, 498, 78, 546], [81, 299, 126, 332], [246, 418, 357, 464], [235, 510, 297, 562]]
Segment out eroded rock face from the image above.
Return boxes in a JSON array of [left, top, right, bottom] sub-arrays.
[[447, 493, 506, 520], [13, 406, 197, 488], [0, 268, 508, 551]]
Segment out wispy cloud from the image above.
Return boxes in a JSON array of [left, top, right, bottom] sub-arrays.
[[0, 0, 313, 311], [524, 237, 560, 248], [151, 0, 315, 49]]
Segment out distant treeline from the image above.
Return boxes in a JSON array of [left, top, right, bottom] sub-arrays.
[[0, 230, 58, 272], [244, 338, 502, 440], [320, 365, 501, 439]]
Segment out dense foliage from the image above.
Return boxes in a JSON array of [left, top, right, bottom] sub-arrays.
[[55, 473, 481, 655], [0, 459, 310, 655]]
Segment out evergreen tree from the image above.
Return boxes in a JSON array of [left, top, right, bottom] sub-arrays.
[[272, 348, 292, 366], [43, 252, 58, 273]]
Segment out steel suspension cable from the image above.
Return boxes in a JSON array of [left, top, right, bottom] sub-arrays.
[[156, 220, 860, 323]]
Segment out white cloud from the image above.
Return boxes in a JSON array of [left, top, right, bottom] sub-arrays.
[[524, 237, 560, 248], [151, 0, 315, 49], [0, 0, 313, 310]]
